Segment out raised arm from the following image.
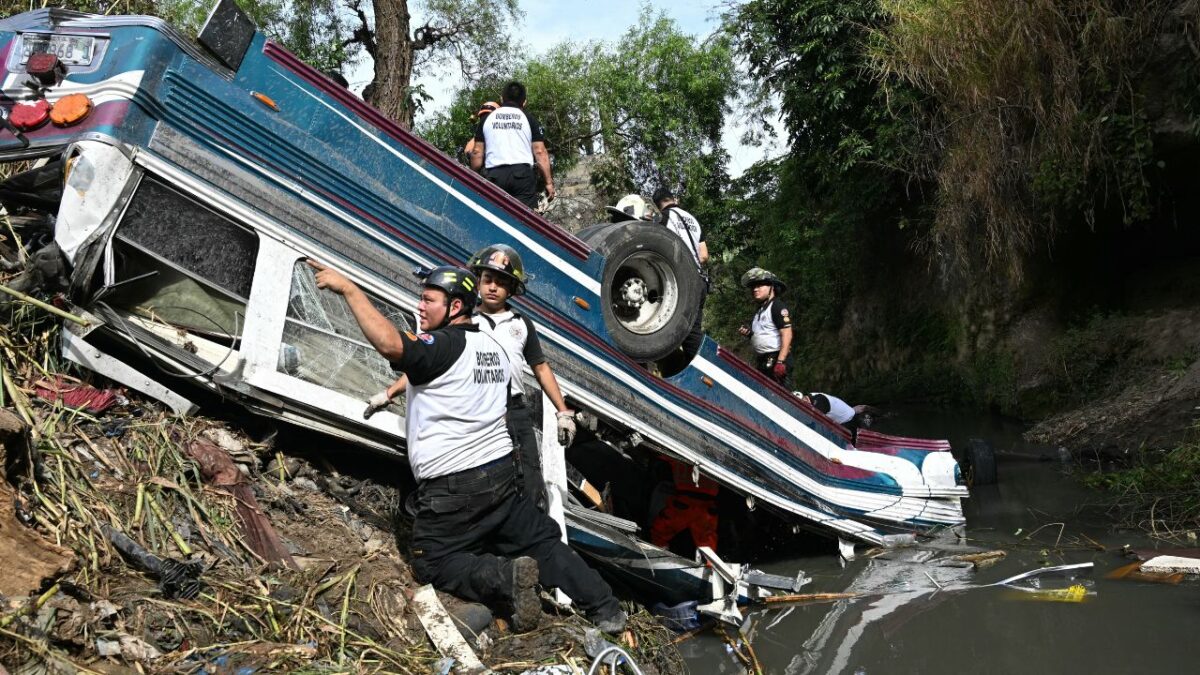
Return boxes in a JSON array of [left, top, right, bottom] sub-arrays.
[[307, 259, 404, 361]]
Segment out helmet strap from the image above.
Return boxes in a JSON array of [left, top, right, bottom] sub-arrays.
[[440, 297, 470, 328]]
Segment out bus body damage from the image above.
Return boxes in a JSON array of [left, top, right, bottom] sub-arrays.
[[0, 5, 967, 606]]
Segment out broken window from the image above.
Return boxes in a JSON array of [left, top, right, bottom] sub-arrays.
[[278, 260, 412, 409], [105, 243, 247, 338], [117, 177, 257, 298], [103, 176, 255, 340]]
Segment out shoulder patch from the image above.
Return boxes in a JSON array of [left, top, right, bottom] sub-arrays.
[[780, 309, 789, 317], [417, 333, 435, 344]]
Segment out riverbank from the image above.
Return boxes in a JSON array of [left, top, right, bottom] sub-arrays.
[[0, 313, 681, 673]]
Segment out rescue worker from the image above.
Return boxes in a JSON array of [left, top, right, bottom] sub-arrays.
[[649, 457, 719, 554], [803, 392, 875, 442], [605, 193, 652, 223], [738, 267, 792, 384], [468, 244, 578, 509], [461, 101, 498, 163], [470, 81, 554, 209], [652, 187, 709, 359], [308, 259, 626, 634]]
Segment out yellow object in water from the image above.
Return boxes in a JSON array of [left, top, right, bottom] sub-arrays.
[[1010, 584, 1090, 603]]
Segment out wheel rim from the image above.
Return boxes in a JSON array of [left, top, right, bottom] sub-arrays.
[[610, 250, 679, 335]]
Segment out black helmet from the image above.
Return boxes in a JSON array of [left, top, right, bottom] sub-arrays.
[[740, 267, 786, 293], [467, 244, 527, 295], [414, 266, 478, 322]]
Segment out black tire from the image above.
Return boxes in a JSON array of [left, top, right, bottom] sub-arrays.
[[965, 438, 997, 486], [577, 221, 702, 361]]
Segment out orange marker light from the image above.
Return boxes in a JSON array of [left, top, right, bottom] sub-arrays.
[[702, 376, 714, 387], [50, 93, 92, 126], [573, 297, 591, 310], [252, 91, 279, 111]]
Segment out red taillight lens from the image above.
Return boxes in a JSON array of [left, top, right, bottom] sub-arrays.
[[10, 100, 51, 130], [27, 53, 65, 87]]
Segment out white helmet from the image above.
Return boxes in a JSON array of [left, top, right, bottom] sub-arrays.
[[605, 194, 650, 222]]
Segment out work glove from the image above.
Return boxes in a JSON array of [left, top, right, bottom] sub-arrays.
[[362, 390, 390, 420], [772, 360, 788, 382], [556, 410, 578, 447]]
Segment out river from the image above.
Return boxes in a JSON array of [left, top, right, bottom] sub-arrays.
[[681, 407, 1195, 674]]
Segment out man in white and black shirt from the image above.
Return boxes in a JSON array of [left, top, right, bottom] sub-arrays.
[[468, 244, 578, 510], [307, 260, 625, 634], [653, 186, 709, 359], [738, 267, 793, 385], [471, 81, 555, 209]]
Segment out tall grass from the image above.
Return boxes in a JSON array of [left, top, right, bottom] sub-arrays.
[[870, 0, 1177, 282]]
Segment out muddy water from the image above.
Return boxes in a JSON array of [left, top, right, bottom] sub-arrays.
[[682, 408, 1196, 674]]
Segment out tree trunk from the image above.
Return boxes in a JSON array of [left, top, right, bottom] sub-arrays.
[[367, 0, 416, 129]]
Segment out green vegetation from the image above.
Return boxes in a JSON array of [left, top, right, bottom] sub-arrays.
[[1085, 437, 1200, 541], [419, 8, 735, 220]]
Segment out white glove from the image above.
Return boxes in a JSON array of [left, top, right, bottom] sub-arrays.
[[556, 410, 577, 447], [363, 390, 391, 419]]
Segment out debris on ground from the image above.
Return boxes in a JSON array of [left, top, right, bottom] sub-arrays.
[[31, 374, 121, 413], [0, 294, 684, 673]]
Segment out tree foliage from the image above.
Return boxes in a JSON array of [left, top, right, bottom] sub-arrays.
[[349, 0, 520, 127], [870, 0, 1185, 281], [712, 1, 922, 351]]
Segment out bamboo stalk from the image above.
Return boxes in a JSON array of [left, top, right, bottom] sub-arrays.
[[757, 591, 860, 605], [0, 626, 105, 675], [146, 491, 192, 556], [133, 482, 145, 527], [0, 583, 60, 629], [0, 356, 36, 431], [0, 282, 90, 326], [339, 566, 358, 662]]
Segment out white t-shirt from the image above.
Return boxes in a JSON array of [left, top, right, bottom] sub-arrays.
[[473, 309, 546, 397], [394, 325, 513, 481], [477, 105, 543, 168], [662, 205, 705, 269], [813, 392, 856, 424], [751, 300, 779, 353]]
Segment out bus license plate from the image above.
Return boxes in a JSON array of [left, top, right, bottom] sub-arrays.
[[19, 34, 96, 67]]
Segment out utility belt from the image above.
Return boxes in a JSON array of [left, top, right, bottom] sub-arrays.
[[418, 452, 514, 490], [755, 351, 781, 369]]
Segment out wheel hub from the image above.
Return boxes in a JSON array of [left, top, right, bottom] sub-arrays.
[[618, 277, 648, 309]]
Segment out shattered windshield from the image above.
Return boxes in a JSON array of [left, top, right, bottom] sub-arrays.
[[279, 261, 412, 411]]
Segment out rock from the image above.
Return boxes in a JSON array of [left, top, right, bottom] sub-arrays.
[[291, 477, 320, 492]]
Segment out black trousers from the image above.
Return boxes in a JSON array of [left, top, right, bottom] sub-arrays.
[[507, 396, 546, 509], [755, 351, 788, 387], [486, 164, 538, 209], [409, 455, 619, 617]]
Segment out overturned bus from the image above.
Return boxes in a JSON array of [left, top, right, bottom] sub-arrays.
[[0, 2, 967, 605]]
